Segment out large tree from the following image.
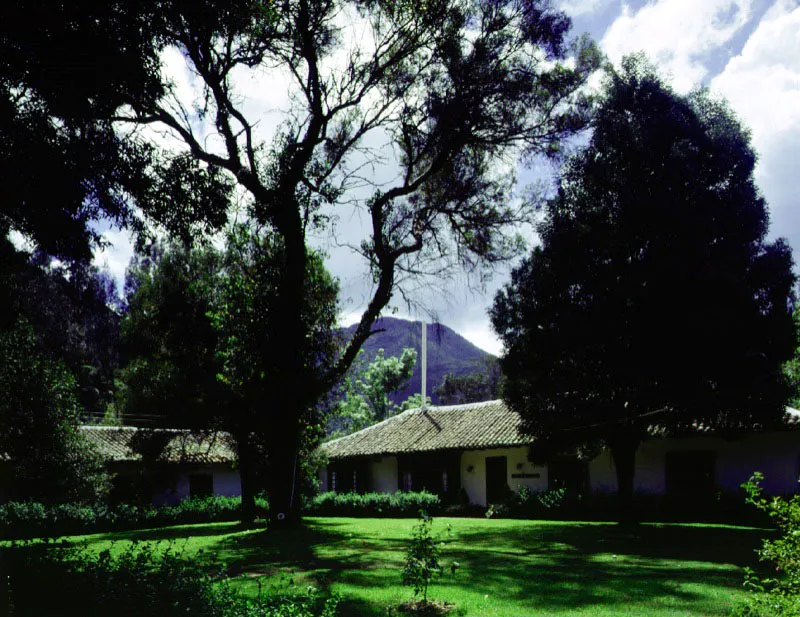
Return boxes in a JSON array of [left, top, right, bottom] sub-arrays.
[[104, 0, 599, 524], [120, 226, 340, 519], [785, 308, 800, 410], [0, 0, 167, 262], [491, 56, 797, 521], [0, 321, 109, 504]]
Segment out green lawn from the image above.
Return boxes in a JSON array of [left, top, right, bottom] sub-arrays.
[[67, 517, 766, 617]]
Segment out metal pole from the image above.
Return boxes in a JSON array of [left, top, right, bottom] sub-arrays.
[[421, 321, 427, 411]]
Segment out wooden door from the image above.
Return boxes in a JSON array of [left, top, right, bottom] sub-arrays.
[[486, 456, 508, 504]]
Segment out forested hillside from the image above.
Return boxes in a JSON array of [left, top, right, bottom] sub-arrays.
[[341, 317, 494, 405]]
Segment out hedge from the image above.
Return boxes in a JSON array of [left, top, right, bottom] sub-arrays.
[[0, 496, 269, 539], [306, 491, 441, 517]]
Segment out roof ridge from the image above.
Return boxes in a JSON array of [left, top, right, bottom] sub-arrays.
[[80, 425, 186, 433]]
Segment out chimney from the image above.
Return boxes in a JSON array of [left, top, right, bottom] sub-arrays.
[[421, 321, 427, 412]]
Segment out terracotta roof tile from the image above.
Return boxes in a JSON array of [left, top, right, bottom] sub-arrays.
[[80, 426, 236, 464], [322, 401, 800, 460], [322, 400, 531, 459]]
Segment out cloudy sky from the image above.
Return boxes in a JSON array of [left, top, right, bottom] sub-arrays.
[[94, 0, 800, 356]]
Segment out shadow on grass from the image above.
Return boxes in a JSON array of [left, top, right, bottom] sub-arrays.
[[79, 522, 251, 544], [36, 518, 765, 617], [454, 522, 767, 565], [438, 522, 766, 614], [210, 519, 767, 616]]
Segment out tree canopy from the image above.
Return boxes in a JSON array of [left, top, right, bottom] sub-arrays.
[[119, 225, 340, 518], [785, 308, 800, 410], [101, 0, 599, 523], [434, 358, 500, 404], [329, 347, 417, 436], [491, 56, 797, 519], [2, 0, 600, 522], [0, 321, 108, 504]]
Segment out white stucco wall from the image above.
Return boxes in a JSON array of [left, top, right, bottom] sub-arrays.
[[152, 465, 241, 506], [460, 446, 547, 506], [370, 456, 399, 493], [213, 468, 242, 496], [589, 431, 800, 495]]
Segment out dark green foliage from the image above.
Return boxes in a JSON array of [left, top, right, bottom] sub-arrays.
[[0, 496, 270, 539], [0, 0, 165, 261], [434, 358, 501, 405], [119, 227, 340, 522], [0, 238, 123, 419], [119, 240, 227, 428], [307, 491, 441, 518], [492, 56, 797, 519], [729, 473, 800, 616], [329, 348, 417, 436], [0, 321, 109, 504], [2, 541, 338, 617], [785, 309, 800, 410], [484, 486, 567, 519]]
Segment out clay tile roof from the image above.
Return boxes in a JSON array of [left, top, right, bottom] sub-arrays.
[[322, 402, 800, 460], [322, 400, 531, 460], [79, 426, 236, 464]]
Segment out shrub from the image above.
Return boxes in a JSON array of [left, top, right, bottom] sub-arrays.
[[402, 512, 458, 605], [729, 473, 800, 616], [0, 495, 270, 539], [2, 541, 338, 617], [485, 486, 568, 519], [306, 491, 440, 517]]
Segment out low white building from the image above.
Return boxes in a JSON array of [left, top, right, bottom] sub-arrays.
[[81, 426, 241, 505], [320, 400, 800, 506]]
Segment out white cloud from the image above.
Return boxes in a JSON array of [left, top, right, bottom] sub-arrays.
[[559, 0, 615, 17], [459, 326, 503, 356], [92, 228, 135, 293], [602, 0, 754, 92], [710, 0, 800, 250]]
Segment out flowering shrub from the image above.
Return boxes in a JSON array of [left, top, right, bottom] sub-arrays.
[[730, 473, 800, 616]]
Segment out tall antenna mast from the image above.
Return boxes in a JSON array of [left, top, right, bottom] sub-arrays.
[[421, 321, 427, 411]]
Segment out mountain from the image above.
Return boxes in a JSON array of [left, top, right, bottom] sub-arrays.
[[341, 317, 495, 405]]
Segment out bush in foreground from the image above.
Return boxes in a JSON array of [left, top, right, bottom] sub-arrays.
[[1, 540, 338, 617], [730, 473, 800, 616], [307, 491, 440, 517]]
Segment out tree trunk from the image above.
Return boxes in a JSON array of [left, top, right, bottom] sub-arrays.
[[265, 198, 309, 529], [237, 435, 257, 525], [608, 434, 640, 525], [266, 433, 302, 528]]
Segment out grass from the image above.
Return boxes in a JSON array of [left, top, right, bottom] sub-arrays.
[[49, 517, 768, 617]]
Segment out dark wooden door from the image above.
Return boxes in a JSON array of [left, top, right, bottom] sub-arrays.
[[485, 456, 508, 504]]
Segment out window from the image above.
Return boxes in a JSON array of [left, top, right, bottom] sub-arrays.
[[353, 470, 358, 493], [402, 471, 413, 491], [331, 471, 337, 492], [189, 474, 213, 498], [442, 470, 448, 494]]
